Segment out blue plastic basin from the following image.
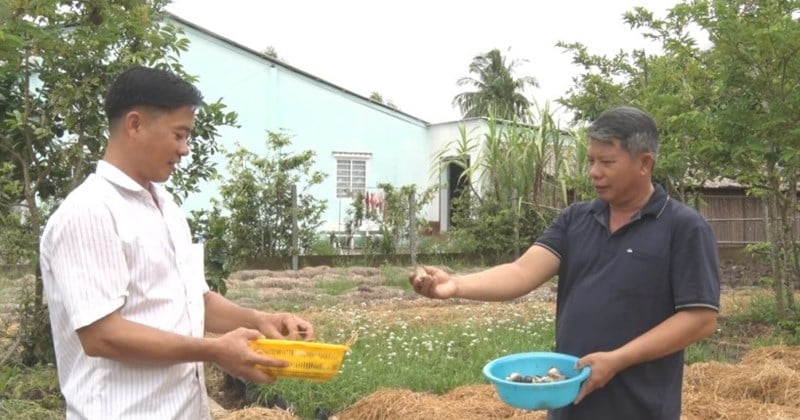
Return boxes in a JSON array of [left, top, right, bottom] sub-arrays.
[[483, 351, 591, 410]]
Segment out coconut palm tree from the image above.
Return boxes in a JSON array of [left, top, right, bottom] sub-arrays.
[[452, 48, 538, 122]]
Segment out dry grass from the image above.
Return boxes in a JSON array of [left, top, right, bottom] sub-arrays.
[[335, 386, 546, 420], [333, 346, 800, 419], [216, 407, 300, 420], [214, 344, 800, 419], [680, 345, 800, 419]]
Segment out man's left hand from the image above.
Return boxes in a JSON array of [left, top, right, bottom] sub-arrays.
[[573, 351, 625, 404], [256, 313, 315, 341]]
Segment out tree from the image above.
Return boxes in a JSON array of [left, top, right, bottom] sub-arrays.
[[437, 105, 566, 260], [452, 48, 538, 122], [368, 91, 399, 110], [0, 0, 236, 365], [187, 207, 230, 295], [558, 11, 722, 205], [214, 130, 327, 268], [559, 0, 800, 318], [694, 0, 800, 316], [261, 45, 279, 60]]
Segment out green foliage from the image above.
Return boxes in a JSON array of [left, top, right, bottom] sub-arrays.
[[437, 109, 563, 260], [724, 290, 800, 345], [308, 235, 338, 255], [169, 100, 239, 205], [314, 279, 360, 296], [417, 233, 464, 254], [0, 211, 35, 266], [187, 208, 229, 295], [10, 281, 54, 367], [1, 1, 236, 208], [776, 319, 800, 342], [744, 241, 773, 257], [368, 91, 399, 110], [729, 291, 800, 325], [0, 0, 237, 364], [344, 183, 436, 255], [374, 183, 435, 254], [380, 265, 414, 290], [449, 197, 552, 262], [216, 130, 327, 268], [557, 11, 722, 202], [559, 0, 800, 319], [685, 339, 737, 364], [0, 364, 62, 419], [559, 126, 594, 204], [452, 48, 538, 122]]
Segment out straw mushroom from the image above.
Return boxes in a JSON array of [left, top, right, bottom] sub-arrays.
[[547, 367, 566, 381], [506, 372, 523, 382]]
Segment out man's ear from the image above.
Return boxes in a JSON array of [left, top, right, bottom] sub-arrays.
[[640, 153, 655, 175], [123, 110, 144, 138]]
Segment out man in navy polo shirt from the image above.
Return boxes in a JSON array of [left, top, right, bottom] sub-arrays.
[[410, 106, 720, 420]]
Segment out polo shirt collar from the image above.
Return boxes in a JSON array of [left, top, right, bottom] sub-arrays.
[[96, 160, 146, 193], [95, 160, 172, 206], [590, 182, 670, 220]]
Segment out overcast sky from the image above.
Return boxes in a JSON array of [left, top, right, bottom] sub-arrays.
[[166, 0, 675, 124]]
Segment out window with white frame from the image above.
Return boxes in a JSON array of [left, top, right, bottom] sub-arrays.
[[334, 152, 371, 197]]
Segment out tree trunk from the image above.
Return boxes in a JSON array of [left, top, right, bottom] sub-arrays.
[[20, 68, 44, 310], [764, 194, 785, 318], [779, 195, 795, 312], [68, 133, 88, 192], [781, 173, 799, 312]]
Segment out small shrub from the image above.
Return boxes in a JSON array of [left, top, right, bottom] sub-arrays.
[[417, 233, 461, 254], [315, 279, 361, 296], [308, 236, 337, 255], [380, 265, 414, 291]]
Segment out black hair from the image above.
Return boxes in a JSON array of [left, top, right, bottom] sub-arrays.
[[104, 66, 203, 125]]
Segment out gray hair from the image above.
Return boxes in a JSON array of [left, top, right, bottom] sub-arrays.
[[587, 106, 659, 160]]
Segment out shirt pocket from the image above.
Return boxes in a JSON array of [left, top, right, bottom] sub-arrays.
[[122, 234, 176, 297], [610, 248, 666, 297]]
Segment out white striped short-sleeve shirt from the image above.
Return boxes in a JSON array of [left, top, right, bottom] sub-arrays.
[[40, 160, 211, 420]]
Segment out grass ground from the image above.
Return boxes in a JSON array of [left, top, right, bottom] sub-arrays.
[[1, 267, 798, 419]]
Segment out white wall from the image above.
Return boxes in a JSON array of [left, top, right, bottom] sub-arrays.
[[425, 119, 490, 231]]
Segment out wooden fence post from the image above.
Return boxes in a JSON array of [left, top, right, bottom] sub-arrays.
[[512, 189, 520, 259], [409, 191, 417, 267], [291, 184, 298, 271]]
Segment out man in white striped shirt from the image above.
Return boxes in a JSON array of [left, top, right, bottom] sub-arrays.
[[40, 66, 314, 419]]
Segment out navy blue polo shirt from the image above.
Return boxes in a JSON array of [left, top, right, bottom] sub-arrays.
[[535, 183, 720, 420]]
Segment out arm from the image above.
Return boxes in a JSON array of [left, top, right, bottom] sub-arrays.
[[204, 291, 314, 340], [78, 310, 220, 364], [574, 307, 717, 404], [204, 291, 263, 334], [77, 310, 287, 382], [412, 244, 560, 301], [612, 307, 717, 368], [454, 244, 560, 301]]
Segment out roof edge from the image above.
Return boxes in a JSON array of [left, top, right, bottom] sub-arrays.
[[165, 11, 430, 126]]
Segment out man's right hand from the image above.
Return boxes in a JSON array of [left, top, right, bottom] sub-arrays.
[[409, 265, 458, 299], [212, 327, 288, 383]]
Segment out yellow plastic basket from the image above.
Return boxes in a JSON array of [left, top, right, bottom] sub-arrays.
[[248, 339, 350, 382]]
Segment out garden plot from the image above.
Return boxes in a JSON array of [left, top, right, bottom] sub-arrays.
[[214, 346, 800, 420], [211, 267, 800, 420]]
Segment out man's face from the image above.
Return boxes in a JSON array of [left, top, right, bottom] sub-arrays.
[[133, 105, 194, 184], [587, 138, 650, 206]]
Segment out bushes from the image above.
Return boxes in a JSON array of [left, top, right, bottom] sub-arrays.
[[448, 196, 557, 262]]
